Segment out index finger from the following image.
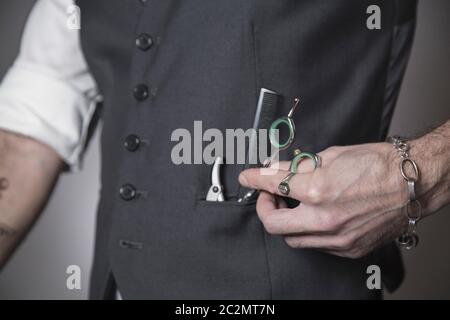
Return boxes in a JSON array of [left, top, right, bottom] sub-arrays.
[[239, 167, 314, 202], [256, 192, 326, 235]]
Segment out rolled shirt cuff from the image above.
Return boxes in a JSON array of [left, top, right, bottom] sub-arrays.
[[0, 63, 99, 171]]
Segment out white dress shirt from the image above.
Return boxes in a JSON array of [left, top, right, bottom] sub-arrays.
[[0, 0, 123, 298], [0, 0, 98, 170]]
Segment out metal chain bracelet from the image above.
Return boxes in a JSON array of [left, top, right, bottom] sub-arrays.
[[387, 136, 422, 250]]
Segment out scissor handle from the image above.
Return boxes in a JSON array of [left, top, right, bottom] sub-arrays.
[[289, 151, 320, 173], [269, 117, 295, 150]]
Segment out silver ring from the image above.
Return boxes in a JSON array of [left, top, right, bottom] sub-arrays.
[[278, 172, 296, 196]]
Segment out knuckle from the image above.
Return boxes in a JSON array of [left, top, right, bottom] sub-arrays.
[[309, 177, 332, 203], [318, 213, 341, 232], [344, 248, 364, 259], [257, 212, 269, 226], [325, 146, 341, 155], [335, 234, 356, 250], [262, 216, 277, 234], [323, 145, 345, 160], [330, 251, 346, 259], [305, 182, 325, 204], [284, 237, 299, 248], [269, 177, 282, 194]]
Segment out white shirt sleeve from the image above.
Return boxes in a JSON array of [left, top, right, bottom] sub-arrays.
[[0, 0, 100, 170]]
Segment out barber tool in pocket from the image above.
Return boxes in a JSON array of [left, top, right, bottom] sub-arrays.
[[206, 156, 225, 202], [205, 156, 257, 205], [238, 88, 321, 205]]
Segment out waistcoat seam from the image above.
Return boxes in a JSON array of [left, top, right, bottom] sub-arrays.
[[248, 0, 274, 300], [378, 0, 398, 141]]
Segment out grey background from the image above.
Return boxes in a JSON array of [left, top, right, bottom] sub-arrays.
[[0, 1, 449, 299]]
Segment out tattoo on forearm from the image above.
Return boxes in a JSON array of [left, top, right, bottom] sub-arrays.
[[0, 177, 9, 199], [0, 178, 19, 242]]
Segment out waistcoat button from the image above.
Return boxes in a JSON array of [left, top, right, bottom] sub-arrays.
[[124, 134, 141, 152], [133, 84, 149, 101], [136, 33, 153, 51], [119, 184, 137, 201]]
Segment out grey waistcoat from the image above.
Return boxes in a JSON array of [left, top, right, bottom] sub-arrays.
[[76, 0, 417, 299]]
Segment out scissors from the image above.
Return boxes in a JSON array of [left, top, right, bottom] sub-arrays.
[[277, 148, 321, 196], [238, 98, 320, 202], [206, 156, 225, 202]]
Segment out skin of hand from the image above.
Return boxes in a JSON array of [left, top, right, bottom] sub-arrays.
[[0, 130, 63, 268], [239, 122, 450, 258]]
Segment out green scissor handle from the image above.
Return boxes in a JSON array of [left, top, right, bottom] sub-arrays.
[[269, 117, 295, 150], [268, 98, 300, 150], [289, 150, 321, 173], [277, 150, 320, 199]]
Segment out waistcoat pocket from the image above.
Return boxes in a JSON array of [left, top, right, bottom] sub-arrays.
[[191, 199, 271, 293]]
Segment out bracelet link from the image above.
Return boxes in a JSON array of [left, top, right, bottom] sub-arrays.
[[388, 136, 422, 250], [400, 158, 419, 182]]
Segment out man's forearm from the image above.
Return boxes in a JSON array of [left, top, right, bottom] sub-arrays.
[[0, 130, 63, 268], [239, 119, 450, 258], [411, 119, 450, 216]]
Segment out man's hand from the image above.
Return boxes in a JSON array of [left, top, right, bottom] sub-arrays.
[[239, 121, 450, 258], [0, 129, 63, 267]]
